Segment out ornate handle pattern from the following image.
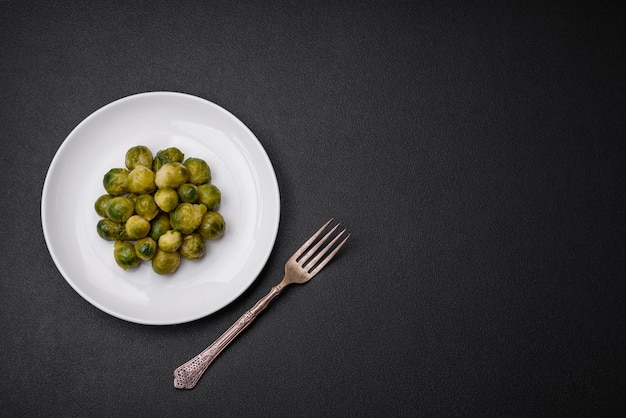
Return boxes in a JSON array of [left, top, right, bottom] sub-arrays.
[[173, 284, 284, 389]]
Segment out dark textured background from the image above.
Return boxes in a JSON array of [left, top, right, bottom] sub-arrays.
[[1, 1, 625, 416]]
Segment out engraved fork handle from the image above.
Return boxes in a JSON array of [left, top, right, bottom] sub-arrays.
[[173, 284, 284, 389]]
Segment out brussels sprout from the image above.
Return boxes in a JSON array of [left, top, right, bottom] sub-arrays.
[[158, 230, 182, 252], [95, 194, 113, 217], [125, 145, 153, 170], [183, 158, 211, 185], [154, 188, 179, 212], [198, 211, 225, 240], [105, 196, 135, 223], [127, 166, 156, 194], [149, 213, 171, 241], [127, 193, 138, 205], [155, 162, 189, 189], [197, 184, 221, 211], [113, 240, 139, 270], [135, 237, 157, 261], [153, 147, 184, 171], [103, 168, 129, 195], [135, 194, 159, 220], [177, 183, 199, 203], [125, 215, 151, 240], [97, 218, 129, 241], [180, 233, 206, 260], [151, 249, 181, 275], [170, 203, 205, 234]]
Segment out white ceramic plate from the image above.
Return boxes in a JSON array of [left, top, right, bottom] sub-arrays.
[[41, 92, 280, 325]]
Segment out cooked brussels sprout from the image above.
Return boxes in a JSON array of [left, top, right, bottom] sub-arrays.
[[154, 188, 179, 212], [125, 145, 153, 170], [125, 215, 151, 240], [151, 249, 181, 275], [184, 158, 211, 185], [127, 193, 138, 205], [180, 233, 206, 260], [135, 237, 157, 261], [155, 162, 189, 189], [105, 196, 135, 223], [127, 166, 156, 194], [197, 184, 221, 211], [97, 218, 129, 241], [113, 240, 139, 270], [134, 194, 159, 220], [198, 211, 225, 240], [153, 147, 184, 171], [94, 194, 113, 217], [177, 183, 199, 203], [170, 203, 205, 234], [103, 168, 129, 195], [158, 230, 182, 252], [149, 213, 171, 241]]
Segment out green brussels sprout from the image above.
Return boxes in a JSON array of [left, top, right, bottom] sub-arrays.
[[149, 213, 171, 241], [94, 194, 113, 217], [152, 147, 184, 172], [158, 230, 182, 252], [155, 162, 189, 189], [125, 145, 153, 170], [103, 168, 129, 195], [183, 158, 211, 185], [198, 211, 225, 240], [113, 240, 139, 270], [105, 196, 135, 223], [125, 215, 151, 240], [154, 188, 179, 212], [177, 183, 199, 203], [97, 218, 129, 241], [134, 237, 157, 261], [135, 194, 159, 220], [180, 233, 206, 260], [127, 193, 138, 205], [170, 203, 205, 234], [197, 184, 221, 211], [127, 166, 156, 194], [151, 249, 181, 275], [198, 202, 208, 217]]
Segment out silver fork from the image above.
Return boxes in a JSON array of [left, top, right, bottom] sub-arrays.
[[173, 219, 349, 389]]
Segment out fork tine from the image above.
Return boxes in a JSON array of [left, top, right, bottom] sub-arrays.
[[299, 223, 340, 266], [291, 218, 333, 260], [308, 232, 350, 277], [303, 227, 345, 269]]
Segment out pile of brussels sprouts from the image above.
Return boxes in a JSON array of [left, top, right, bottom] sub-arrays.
[[95, 145, 225, 275]]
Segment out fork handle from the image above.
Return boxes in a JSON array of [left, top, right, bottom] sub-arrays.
[[173, 284, 284, 389]]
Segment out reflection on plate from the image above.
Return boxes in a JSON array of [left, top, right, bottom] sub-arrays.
[[41, 92, 280, 325]]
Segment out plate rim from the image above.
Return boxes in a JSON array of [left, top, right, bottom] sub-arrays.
[[41, 91, 280, 325]]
